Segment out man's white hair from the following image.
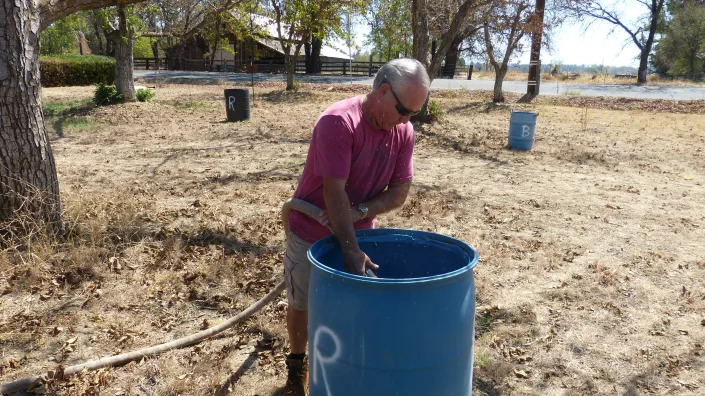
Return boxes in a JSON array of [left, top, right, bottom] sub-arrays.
[[372, 58, 430, 92]]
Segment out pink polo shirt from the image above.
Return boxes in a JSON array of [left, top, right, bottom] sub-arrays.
[[288, 96, 415, 243]]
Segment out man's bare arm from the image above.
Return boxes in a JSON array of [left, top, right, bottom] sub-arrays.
[[361, 181, 411, 219], [322, 177, 379, 275], [318, 181, 411, 227]]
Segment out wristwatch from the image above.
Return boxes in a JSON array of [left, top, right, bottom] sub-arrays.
[[357, 203, 369, 219]]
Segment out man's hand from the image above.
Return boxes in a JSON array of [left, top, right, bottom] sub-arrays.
[[343, 248, 379, 277], [321, 177, 381, 277]]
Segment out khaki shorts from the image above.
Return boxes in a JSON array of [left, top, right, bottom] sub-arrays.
[[283, 233, 312, 311]]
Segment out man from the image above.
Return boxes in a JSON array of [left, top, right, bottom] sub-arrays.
[[282, 58, 430, 395]]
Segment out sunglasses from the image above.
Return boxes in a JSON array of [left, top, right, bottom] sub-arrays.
[[386, 82, 421, 117]]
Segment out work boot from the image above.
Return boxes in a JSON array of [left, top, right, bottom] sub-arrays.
[[284, 356, 308, 396]]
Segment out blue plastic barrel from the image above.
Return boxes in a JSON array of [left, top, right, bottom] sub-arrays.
[[508, 111, 538, 150], [307, 228, 478, 396]]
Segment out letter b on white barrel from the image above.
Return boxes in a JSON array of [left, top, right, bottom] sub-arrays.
[[508, 111, 538, 151]]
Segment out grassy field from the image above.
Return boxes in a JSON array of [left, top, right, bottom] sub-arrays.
[[1, 83, 704, 395]]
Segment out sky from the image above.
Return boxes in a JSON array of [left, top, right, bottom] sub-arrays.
[[537, 4, 644, 68], [348, 1, 646, 69]]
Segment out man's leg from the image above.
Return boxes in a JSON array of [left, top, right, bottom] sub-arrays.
[[283, 233, 312, 395], [287, 306, 308, 354]]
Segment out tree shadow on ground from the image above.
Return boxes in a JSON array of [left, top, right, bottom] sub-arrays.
[[212, 327, 283, 396], [211, 326, 286, 395], [213, 353, 259, 396], [205, 167, 300, 186], [619, 344, 705, 395], [445, 101, 489, 116], [473, 377, 502, 396], [259, 89, 319, 104], [444, 101, 511, 117], [184, 230, 272, 255], [151, 143, 251, 176], [46, 102, 95, 140], [415, 127, 509, 167]]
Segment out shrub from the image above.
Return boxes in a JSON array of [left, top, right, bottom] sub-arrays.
[[427, 100, 446, 123], [40, 55, 115, 87], [136, 88, 155, 102], [94, 84, 123, 106]]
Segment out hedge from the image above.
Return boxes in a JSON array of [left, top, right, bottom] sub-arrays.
[[40, 55, 115, 87]]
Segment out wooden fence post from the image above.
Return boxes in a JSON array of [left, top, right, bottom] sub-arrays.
[[368, 55, 373, 77], [467, 64, 473, 80], [343, 62, 346, 76]]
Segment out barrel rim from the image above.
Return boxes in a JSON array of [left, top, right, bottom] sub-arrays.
[[510, 110, 538, 116], [307, 228, 478, 284]]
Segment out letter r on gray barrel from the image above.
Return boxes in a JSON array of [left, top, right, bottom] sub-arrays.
[[224, 88, 250, 122]]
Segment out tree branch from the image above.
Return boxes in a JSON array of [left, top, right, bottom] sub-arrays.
[[483, 23, 498, 68], [40, 0, 146, 31], [428, 0, 483, 79], [562, 0, 645, 50], [501, 3, 528, 66]]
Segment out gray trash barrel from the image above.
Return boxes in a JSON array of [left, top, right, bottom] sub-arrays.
[[224, 89, 250, 122]]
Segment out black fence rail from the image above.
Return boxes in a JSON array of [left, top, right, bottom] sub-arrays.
[[134, 57, 167, 70], [436, 65, 476, 80], [134, 57, 486, 80], [135, 57, 385, 77]]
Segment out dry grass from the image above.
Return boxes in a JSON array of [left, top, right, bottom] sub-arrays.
[[1, 82, 704, 395], [467, 70, 705, 87]]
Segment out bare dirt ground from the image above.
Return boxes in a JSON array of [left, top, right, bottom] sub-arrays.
[[1, 82, 704, 395]]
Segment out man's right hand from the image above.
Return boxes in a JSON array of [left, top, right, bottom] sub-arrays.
[[343, 248, 379, 277]]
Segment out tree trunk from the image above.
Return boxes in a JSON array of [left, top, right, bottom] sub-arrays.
[[638, 0, 664, 84], [285, 52, 295, 90], [304, 29, 322, 74], [425, 0, 476, 81], [1, 0, 147, 237], [304, 40, 312, 73], [167, 44, 184, 70], [412, 0, 429, 68], [151, 40, 159, 58], [525, 0, 545, 98], [208, 13, 221, 72], [92, 10, 105, 55], [443, 36, 463, 78], [493, 67, 508, 102], [310, 36, 322, 74], [637, 48, 649, 84], [0, 1, 61, 230], [104, 27, 114, 56], [113, 5, 136, 101]]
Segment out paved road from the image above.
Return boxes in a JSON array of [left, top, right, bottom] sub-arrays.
[[135, 70, 705, 101]]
